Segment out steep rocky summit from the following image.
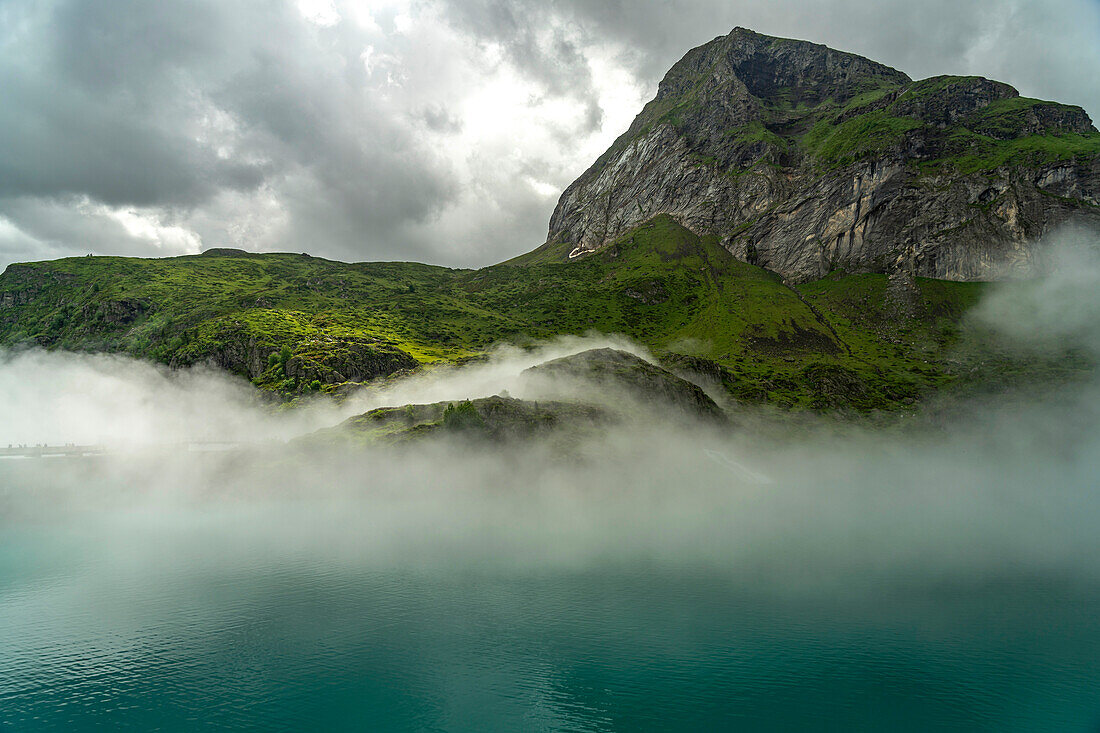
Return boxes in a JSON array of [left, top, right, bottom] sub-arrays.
[[543, 28, 1100, 281]]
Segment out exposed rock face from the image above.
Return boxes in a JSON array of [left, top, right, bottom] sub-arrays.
[[546, 27, 1100, 282], [168, 328, 272, 379], [0, 265, 74, 314], [84, 298, 149, 326], [0, 290, 35, 310], [284, 337, 418, 384]]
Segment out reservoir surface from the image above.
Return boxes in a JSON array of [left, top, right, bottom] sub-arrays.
[[2, 456, 1098, 732]]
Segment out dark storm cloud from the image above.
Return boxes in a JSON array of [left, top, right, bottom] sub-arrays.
[[443, 1, 593, 96], [0, 0, 264, 206], [0, 0, 459, 263], [211, 30, 456, 238], [0, 0, 1097, 269]]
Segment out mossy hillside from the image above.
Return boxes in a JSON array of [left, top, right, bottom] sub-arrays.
[[799, 272, 993, 360], [477, 216, 833, 353], [893, 75, 987, 101], [800, 111, 925, 168], [918, 128, 1100, 176], [792, 78, 1099, 173], [826, 98, 1095, 172], [967, 96, 1082, 137], [0, 253, 493, 377], [0, 215, 1067, 411], [469, 217, 921, 410]]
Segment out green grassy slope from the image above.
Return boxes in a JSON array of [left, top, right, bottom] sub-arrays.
[[790, 86, 1096, 170], [0, 216, 1083, 410]]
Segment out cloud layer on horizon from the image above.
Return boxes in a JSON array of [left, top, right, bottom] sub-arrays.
[[1, 0, 1098, 269]]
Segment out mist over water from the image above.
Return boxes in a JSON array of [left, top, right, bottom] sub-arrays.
[[3, 233, 1100, 731]]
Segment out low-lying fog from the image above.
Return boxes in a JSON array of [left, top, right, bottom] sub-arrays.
[[1, 229, 1099, 588]]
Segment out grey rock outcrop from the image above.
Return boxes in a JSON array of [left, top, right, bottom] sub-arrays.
[[546, 28, 1100, 282]]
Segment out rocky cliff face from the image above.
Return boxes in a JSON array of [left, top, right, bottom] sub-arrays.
[[545, 28, 1100, 281]]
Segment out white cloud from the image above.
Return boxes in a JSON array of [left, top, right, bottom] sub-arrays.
[[73, 202, 204, 256], [297, 0, 341, 27]]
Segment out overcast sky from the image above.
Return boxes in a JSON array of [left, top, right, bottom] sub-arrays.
[[1, 0, 1098, 270]]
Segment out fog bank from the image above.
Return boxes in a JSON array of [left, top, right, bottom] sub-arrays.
[[1, 231, 1099, 592]]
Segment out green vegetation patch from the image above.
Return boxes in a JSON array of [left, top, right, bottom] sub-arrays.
[[967, 96, 1079, 138], [894, 75, 984, 101], [724, 121, 790, 151], [919, 129, 1100, 175], [802, 111, 924, 168]]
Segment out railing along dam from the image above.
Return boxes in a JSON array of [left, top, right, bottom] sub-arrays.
[[0, 442, 248, 459]]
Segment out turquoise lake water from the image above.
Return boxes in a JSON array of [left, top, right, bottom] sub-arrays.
[[2, 496, 1098, 732]]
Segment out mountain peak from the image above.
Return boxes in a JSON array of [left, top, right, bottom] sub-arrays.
[[544, 30, 1099, 282], [658, 27, 911, 108]]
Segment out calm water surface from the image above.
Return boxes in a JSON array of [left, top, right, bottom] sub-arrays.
[[1, 499, 1098, 732]]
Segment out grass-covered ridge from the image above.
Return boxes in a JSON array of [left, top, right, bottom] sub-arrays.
[[1, 215, 1085, 411], [794, 81, 1100, 173], [801, 111, 925, 168]]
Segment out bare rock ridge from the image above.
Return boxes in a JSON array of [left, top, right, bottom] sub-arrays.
[[543, 27, 1100, 282]]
